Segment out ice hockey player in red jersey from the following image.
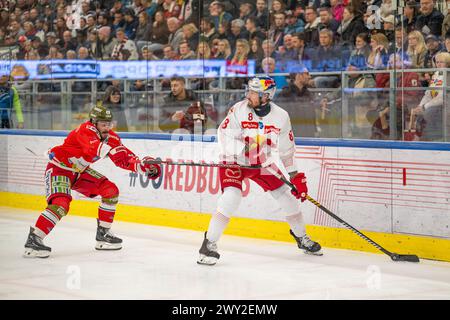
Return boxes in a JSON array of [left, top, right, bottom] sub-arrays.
[[197, 76, 322, 265], [24, 103, 161, 258]]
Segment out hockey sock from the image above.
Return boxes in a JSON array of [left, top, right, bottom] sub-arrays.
[[98, 197, 118, 228], [206, 211, 230, 242], [286, 213, 306, 238], [34, 204, 67, 238]]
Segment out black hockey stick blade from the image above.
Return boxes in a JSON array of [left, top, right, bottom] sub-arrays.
[[390, 253, 420, 263]]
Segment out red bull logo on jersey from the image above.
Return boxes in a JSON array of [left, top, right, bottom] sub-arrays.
[[264, 125, 280, 134], [241, 121, 259, 129]]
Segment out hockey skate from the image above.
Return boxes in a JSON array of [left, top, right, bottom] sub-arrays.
[[23, 227, 51, 258], [197, 232, 220, 265], [95, 219, 122, 250], [290, 230, 323, 256]]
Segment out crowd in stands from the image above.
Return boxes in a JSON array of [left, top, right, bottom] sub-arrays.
[[1, 0, 450, 140]]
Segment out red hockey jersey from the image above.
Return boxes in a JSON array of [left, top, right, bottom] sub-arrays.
[[49, 121, 137, 173]]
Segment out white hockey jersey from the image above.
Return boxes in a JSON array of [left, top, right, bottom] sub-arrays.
[[218, 99, 297, 173]]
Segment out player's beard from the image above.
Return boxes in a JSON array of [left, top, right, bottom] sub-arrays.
[[100, 131, 109, 141], [247, 98, 258, 109]]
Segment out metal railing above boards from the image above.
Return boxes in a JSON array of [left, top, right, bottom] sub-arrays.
[[7, 69, 450, 143]]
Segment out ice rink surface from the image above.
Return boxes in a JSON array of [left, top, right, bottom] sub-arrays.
[[1, 207, 449, 300]]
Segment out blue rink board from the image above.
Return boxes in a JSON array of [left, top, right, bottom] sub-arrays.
[[1, 129, 449, 151]]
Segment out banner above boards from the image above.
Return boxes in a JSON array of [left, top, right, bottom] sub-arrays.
[[0, 59, 256, 80]]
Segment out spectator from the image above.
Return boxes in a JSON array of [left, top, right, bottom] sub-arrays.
[[381, 15, 396, 45], [140, 45, 160, 60], [262, 39, 276, 58], [394, 26, 409, 60], [347, 32, 371, 69], [23, 21, 37, 39], [66, 50, 77, 59], [245, 16, 266, 42], [178, 40, 196, 59], [415, 0, 444, 37], [407, 30, 427, 68], [75, 28, 88, 49], [143, 0, 160, 18], [255, 0, 270, 31], [135, 11, 152, 45], [162, 44, 179, 60], [318, 7, 340, 34], [268, 12, 286, 50], [379, 0, 394, 20], [61, 30, 77, 54], [179, 0, 201, 25], [270, 0, 286, 15], [111, 28, 138, 60], [213, 39, 232, 60], [239, 2, 254, 22], [86, 14, 97, 33], [130, 0, 145, 15], [228, 19, 249, 49], [276, 33, 299, 70], [284, 10, 305, 34], [147, 11, 169, 53], [304, 6, 321, 47], [292, 32, 310, 61], [443, 0, 450, 37], [411, 52, 450, 141], [97, 12, 110, 29], [445, 33, 450, 53], [46, 45, 64, 59], [0, 74, 24, 129], [111, 11, 125, 36], [371, 53, 422, 140], [123, 8, 139, 40], [424, 34, 444, 69], [98, 26, 117, 60], [277, 70, 317, 137], [102, 85, 128, 132], [312, 29, 341, 86], [229, 38, 250, 67], [367, 32, 390, 69], [77, 46, 92, 60], [182, 23, 200, 52], [171, 100, 216, 134], [160, 76, 197, 131], [216, 21, 231, 41], [0, 8, 9, 29], [118, 48, 132, 61], [403, 0, 419, 34], [209, 1, 233, 31], [197, 41, 212, 60], [248, 38, 265, 72], [167, 17, 184, 52], [162, 0, 181, 19], [85, 30, 101, 59], [336, 5, 367, 48], [261, 56, 288, 88], [330, 0, 345, 22], [200, 17, 218, 44], [34, 19, 46, 42]]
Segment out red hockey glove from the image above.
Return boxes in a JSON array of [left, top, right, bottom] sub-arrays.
[[290, 172, 308, 202], [136, 156, 161, 180], [243, 135, 274, 166], [108, 145, 131, 168]]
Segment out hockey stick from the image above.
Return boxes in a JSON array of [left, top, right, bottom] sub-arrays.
[[265, 165, 420, 263], [143, 159, 262, 170]]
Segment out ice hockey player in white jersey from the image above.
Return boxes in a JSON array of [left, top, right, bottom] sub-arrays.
[[197, 76, 322, 265]]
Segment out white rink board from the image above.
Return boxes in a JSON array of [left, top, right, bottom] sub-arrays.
[[0, 134, 449, 239]]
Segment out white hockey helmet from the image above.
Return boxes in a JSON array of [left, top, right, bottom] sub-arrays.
[[247, 76, 277, 100]]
